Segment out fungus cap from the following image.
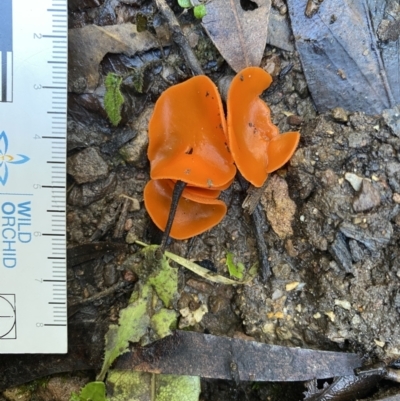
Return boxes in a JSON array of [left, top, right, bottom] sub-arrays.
[[144, 179, 227, 240], [227, 66, 300, 187], [148, 75, 236, 189]]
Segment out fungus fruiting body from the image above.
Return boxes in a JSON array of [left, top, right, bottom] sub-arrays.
[[147, 75, 236, 189], [144, 66, 300, 241], [144, 75, 236, 240], [227, 66, 300, 187], [144, 179, 227, 240]]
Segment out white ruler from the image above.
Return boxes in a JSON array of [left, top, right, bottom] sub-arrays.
[[0, 0, 67, 353]]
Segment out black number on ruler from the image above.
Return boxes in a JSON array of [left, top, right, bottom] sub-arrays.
[[0, 0, 13, 103]]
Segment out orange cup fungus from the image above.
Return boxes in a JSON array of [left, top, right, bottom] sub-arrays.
[[144, 67, 300, 240], [144, 75, 236, 239], [227, 67, 300, 187]]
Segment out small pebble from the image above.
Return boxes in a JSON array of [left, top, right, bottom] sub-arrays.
[[325, 311, 336, 322], [374, 339, 385, 348], [124, 218, 133, 231], [332, 107, 348, 122], [125, 230, 138, 244], [286, 281, 300, 292], [344, 172, 363, 191], [130, 198, 141, 211], [334, 299, 351, 310], [353, 179, 381, 212], [262, 322, 275, 334], [287, 114, 303, 126], [67, 147, 109, 184], [272, 289, 284, 300]]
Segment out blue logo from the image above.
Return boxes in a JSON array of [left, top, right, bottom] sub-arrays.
[[0, 131, 30, 185]]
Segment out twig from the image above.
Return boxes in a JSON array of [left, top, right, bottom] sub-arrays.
[[242, 178, 269, 215], [237, 174, 271, 282], [155, 0, 204, 76], [113, 197, 132, 239], [252, 205, 271, 281], [68, 280, 134, 317], [160, 180, 187, 253]]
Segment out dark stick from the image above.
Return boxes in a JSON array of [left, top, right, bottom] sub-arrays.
[[155, 0, 204, 76], [237, 173, 271, 282], [160, 180, 187, 253], [252, 204, 271, 281]]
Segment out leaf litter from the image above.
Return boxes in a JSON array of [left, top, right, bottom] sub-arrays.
[[202, 0, 271, 72]]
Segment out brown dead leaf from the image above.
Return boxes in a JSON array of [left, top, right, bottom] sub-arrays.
[[260, 175, 296, 239], [68, 24, 170, 92], [202, 0, 271, 73]]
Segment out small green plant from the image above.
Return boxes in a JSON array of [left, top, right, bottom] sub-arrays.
[[70, 382, 107, 401], [178, 0, 207, 19], [225, 251, 246, 280], [104, 73, 124, 126]]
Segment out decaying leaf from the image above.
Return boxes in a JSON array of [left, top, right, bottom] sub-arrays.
[[106, 370, 201, 401], [202, 0, 271, 72], [147, 253, 179, 308], [151, 309, 177, 339], [165, 249, 256, 285], [136, 241, 257, 284], [98, 247, 180, 381], [68, 24, 170, 92], [286, 0, 397, 114], [260, 175, 296, 239], [98, 284, 152, 381]]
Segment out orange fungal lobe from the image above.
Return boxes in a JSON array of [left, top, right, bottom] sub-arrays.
[[227, 66, 300, 187]]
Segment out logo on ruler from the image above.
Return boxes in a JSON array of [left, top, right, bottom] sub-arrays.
[[0, 294, 16, 339], [0, 131, 29, 185]]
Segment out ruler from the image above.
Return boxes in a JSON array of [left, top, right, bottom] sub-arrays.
[[0, 0, 67, 353]]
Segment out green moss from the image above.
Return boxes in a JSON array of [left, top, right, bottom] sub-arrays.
[[104, 73, 124, 126]]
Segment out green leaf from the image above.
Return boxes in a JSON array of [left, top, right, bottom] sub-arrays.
[[80, 382, 107, 401], [70, 382, 107, 401], [177, 0, 192, 8], [156, 375, 200, 401], [226, 252, 245, 280], [104, 73, 124, 126], [193, 4, 207, 19], [151, 308, 177, 339], [97, 284, 151, 381], [106, 371, 200, 401], [148, 252, 178, 308]]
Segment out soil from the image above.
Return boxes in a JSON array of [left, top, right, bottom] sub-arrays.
[[2, 0, 400, 400]]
